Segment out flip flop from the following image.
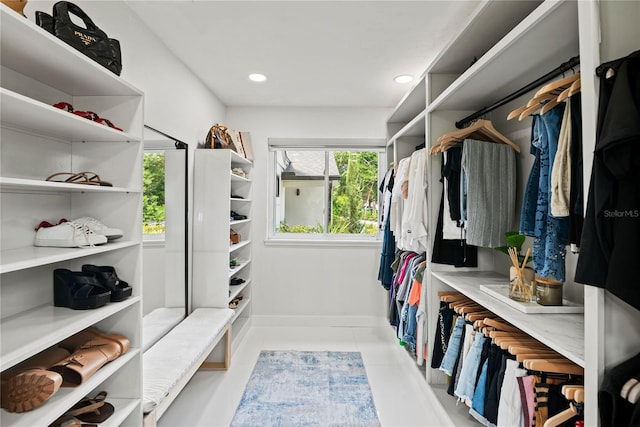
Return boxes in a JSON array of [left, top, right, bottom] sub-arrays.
[[46, 172, 112, 187], [50, 390, 113, 426]]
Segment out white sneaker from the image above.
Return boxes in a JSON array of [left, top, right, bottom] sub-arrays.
[[34, 221, 108, 247], [70, 217, 123, 240]]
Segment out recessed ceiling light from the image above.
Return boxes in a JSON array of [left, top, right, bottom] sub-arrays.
[[249, 73, 267, 82], [394, 74, 413, 84]]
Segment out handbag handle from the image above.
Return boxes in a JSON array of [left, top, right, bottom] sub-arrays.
[[53, 1, 100, 32]]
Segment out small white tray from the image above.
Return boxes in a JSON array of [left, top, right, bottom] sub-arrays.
[[480, 284, 584, 314]]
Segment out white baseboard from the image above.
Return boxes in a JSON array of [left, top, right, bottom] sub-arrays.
[[251, 315, 387, 328]]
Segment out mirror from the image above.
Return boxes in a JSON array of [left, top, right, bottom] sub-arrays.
[[142, 125, 188, 319]]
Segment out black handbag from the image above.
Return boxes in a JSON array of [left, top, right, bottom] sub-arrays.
[[35, 2, 122, 76]]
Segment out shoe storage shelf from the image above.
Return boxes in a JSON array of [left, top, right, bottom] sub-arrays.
[[193, 149, 253, 350], [1, 5, 143, 426]]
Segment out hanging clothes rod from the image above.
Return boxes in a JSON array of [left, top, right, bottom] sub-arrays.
[[455, 55, 580, 129]]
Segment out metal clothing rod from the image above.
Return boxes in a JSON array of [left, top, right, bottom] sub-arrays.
[[455, 56, 580, 129]]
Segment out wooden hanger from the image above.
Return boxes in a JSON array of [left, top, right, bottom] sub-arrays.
[[557, 78, 581, 102], [516, 353, 566, 363], [523, 358, 584, 376], [507, 73, 580, 120], [543, 386, 584, 427], [430, 140, 462, 155], [489, 330, 529, 339], [483, 318, 520, 333], [562, 385, 584, 402], [508, 345, 555, 355], [466, 311, 494, 322], [436, 119, 520, 153], [543, 402, 578, 427]]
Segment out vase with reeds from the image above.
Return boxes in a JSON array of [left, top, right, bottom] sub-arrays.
[[496, 232, 535, 303]]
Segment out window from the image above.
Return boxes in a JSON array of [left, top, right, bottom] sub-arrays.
[[143, 151, 166, 237], [269, 139, 386, 241]]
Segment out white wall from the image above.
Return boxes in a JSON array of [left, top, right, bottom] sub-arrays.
[[23, 1, 227, 314], [283, 180, 324, 228], [226, 107, 391, 325]]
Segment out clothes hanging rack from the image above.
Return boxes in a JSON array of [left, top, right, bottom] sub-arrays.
[[455, 56, 580, 129]]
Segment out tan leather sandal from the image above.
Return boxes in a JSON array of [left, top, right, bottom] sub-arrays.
[[0, 347, 69, 413], [50, 332, 130, 387]]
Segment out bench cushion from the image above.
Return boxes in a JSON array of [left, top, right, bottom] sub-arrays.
[[143, 308, 234, 414], [142, 307, 185, 352]]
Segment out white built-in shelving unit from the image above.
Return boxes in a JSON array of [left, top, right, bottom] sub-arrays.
[[192, 149, 253, 348], [0, 4, 143, 426], [386, 0, 640, 425]]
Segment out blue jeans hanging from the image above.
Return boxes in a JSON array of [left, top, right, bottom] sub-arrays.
[[533, 105, 569, 281]]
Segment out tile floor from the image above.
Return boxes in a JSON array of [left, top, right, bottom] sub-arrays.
[[157, 324, 459, 427]]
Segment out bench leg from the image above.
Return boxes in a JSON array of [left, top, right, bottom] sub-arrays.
[[200, 326, 231, 371]]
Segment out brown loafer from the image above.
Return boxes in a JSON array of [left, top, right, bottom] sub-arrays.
[[50, 333, 130, 387]]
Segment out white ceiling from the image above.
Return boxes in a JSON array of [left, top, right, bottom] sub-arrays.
[[126, 1, 479, 108]]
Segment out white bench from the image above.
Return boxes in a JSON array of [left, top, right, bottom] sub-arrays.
[[142, 307, 185, 352], [143, 308, 235, 427]]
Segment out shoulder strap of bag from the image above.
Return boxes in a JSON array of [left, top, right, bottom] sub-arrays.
[[53, 1, 100, 32]]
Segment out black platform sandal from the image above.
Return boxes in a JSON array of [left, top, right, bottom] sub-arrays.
[[81, 265, 132, 302], [53, 269, 111, 310]]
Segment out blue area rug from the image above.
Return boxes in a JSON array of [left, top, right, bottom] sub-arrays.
[[231, 350, 380, 427]]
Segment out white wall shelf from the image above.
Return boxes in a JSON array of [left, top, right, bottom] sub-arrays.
[[0, 177, 139, 194], [101, 398, 140, 427], [229, 279, 251, 302], [0, 241, 139, 274], [231, 174, 251, 183], [1, 297, 140, 371], [230, 219, 251, 226], [228, 260, 251, 278], [231, 297, 251, 322], [388, 109, 426, 142], [0, 7, 141, 97], [1, 5, 143, 425], [230, 240, 251, 253], [428, 0, 578, 112], [230, 150, 253, 166], [1, 89, 140, 143], [428, 0, 543, 75], [387, 76, 426, 124], [432, 271, 584, 366], [0, 350, 138, 427], [193, 149, 253, 346]]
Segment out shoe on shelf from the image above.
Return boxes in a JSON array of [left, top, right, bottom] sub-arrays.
[[0, 347, 69, 413], [34, 221, 107, 248], [230, 210, 247, 221], [82, 264, 132, 302], [230, 229, 241, 244], [62, 217, 123, 240], [231, 168, 246, 178], [50, 332, 130, 387], [54, 269, 111, 310], [50, 390, 114, 426], [230, 277, 245, 286]]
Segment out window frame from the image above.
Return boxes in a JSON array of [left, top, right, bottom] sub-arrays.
[[267, 138, 386, 244]]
